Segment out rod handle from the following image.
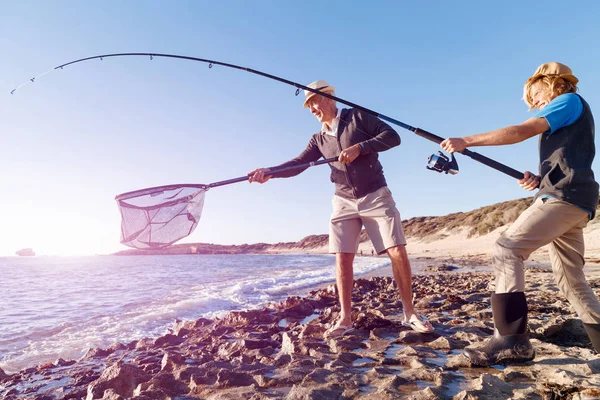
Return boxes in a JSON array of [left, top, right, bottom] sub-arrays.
[[462, 149, 524, 180]]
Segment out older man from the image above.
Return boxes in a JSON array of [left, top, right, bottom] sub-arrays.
[[248, 80, 433, 337]]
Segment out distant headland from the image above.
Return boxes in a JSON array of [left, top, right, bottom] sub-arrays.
[[111, 234, 331, 256], [15, 248, 35, 257]]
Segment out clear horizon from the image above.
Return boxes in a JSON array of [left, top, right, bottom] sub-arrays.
[[2, 1, 600, 256]]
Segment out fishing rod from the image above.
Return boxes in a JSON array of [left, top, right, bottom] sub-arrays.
[[12, 52, 524, 180]]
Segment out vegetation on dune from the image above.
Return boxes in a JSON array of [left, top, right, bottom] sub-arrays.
[[403, 197, 534, 238], [114, 196, 600, 255]]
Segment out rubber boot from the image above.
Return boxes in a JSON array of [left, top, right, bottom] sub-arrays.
[[463, 292, 535, 367], [583, 323, 600, 353]]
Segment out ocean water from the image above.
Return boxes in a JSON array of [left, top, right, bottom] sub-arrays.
[[0, 254, 391, 374]]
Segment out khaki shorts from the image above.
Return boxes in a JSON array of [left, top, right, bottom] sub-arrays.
[[329, 186, 406, 254]]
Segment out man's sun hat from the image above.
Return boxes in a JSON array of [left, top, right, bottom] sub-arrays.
[[527, 62, 578, 85], [303, 80, 335, 108]]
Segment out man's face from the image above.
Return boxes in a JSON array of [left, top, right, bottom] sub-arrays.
[[306, 95, 336, 122], [531, 82, 553, 110]]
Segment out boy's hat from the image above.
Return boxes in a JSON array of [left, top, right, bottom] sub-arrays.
[[528, 62, 578, 85], [303, 80, 335, 107]]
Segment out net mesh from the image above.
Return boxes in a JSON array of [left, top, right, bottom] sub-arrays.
[[116, 185, 207, 249]]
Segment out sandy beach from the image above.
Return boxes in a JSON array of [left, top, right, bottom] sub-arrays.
[[2, 222, 600, 399]]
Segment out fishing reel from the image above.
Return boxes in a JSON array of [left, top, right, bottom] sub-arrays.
[[426, 151, 459, 175]]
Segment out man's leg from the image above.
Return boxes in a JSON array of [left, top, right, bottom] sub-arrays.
[[335, 252, 355, 328], [387, 246, 413, 315], [357, 187, 431, 331], [327, 194, 361, 336], [387, 245, 433, 332]]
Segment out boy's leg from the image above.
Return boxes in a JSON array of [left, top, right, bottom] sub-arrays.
[[465, 198, 588, 365], [548, 216, 600, 351]]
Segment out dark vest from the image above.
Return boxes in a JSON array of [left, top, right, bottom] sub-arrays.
[[535, 94, 599, 218]]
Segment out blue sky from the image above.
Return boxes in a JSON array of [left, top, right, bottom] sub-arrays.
[[1, 1, 599, 255]]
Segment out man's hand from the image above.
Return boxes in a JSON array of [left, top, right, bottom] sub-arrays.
[[440, 138, 467, 153], [248, 168, 272, 184], [518, 171, 540, 191], [339, 144, 361, 164]]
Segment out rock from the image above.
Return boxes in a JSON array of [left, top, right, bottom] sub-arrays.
[[220, 309, 277, 326], [161, 351, 186, 371], [298, 323, 323, 339], [275, 296, 316, 319], [301, 368, 332, 385], [428, 336, 467, 350], [354, 311, 395, 330], [86, 363, 150, 400], [82, 347, 113, 359], [426, 264, 459, 272], [172, 317, 213, 336], [189, 373, 216, 389], [53, 358, 75, 367], [214, 369, 256, 388], [100, 388, 123, 400], [286, 384, 344, 399], [445, 353, 471, 368], [398, 330, 438, 344], [241, 338, 279, 350], [153, 334, 184, 347], [375, 375, 410, 391], [542, 318, 591, 348], [134, 338, 156, 350], [135, 372, 189, 396], [454, 373, 515, 399], [407, 386, 444, 400], [0, 367, 10, 382], [280, 332, 296, 355]]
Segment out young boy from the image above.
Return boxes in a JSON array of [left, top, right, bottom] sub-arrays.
[[441, 62, 600, 366]]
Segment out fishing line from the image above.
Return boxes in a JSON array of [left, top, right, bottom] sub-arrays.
[[10, 68, 55, 95]]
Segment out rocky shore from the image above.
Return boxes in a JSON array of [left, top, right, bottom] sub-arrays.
[[4, 196, 600, 399], [2, 263, 599, 399]]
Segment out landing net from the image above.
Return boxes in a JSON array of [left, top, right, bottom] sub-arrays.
[[115, 184, 206, 249]]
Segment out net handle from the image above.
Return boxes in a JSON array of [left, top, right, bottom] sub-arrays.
[[115, 156, 339, 201], [208, 156, 339, 188]]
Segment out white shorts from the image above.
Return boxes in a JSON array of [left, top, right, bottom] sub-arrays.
[[329, 186, 406, 254]]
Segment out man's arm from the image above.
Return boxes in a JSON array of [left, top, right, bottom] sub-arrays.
[[354, 110, 401, 154], [248, 135, 323, 183]]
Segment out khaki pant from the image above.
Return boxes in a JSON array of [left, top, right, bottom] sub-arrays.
[[329, 186, 406, 254], [495, 197, 600, 324]]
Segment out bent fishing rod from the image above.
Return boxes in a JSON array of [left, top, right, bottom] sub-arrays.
[[12, 52, 524, 180]]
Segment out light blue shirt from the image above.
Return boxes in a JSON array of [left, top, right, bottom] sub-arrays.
[[535, 93, 583, 134]]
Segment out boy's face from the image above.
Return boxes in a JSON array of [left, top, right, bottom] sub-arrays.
[[530, 82, 553, 110]]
